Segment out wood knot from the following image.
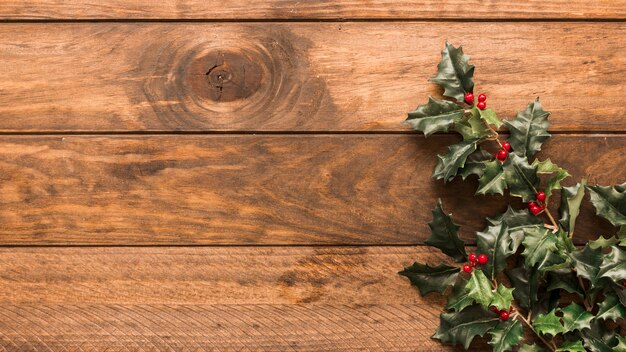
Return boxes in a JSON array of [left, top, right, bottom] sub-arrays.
[[188, 51, 262, 102]]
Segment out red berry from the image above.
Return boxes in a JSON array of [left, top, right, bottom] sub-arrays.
[[463, 264, 472, 273], [477, 254, 488, 265], [499, 311, 510, 321], [477, 101, 487, 110], [496, 149, 508, 162], [478, 93, 487, 102], [490, 306, 499, 313], [623, 281, 626, 288], [509, 307, 514, 312], [464, 92, 474, 104], [502, 141, 511, 152], [537, 192, 546, 202], [468, 253, 477, 263], [528, 201, 538, 209], [530, 205, 542, 216]]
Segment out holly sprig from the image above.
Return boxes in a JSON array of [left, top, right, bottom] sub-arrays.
[[399, 42, 626, 352]]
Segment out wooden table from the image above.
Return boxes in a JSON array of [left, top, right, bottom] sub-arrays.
[[0, 1, 624, 350]]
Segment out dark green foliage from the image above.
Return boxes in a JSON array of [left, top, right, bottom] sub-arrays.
[[398, 42, 625, 352]]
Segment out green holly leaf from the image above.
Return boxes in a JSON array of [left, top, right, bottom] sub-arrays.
[[505, 98, 551, 159], [589, 236, 619, 249], [503, 153, 540, 202], [476, 160, 507, 195], [454, 109, 491, 141], [477, 207, 541, 279], [532, 158, 571, 200], [406, 97, 465, 136], [506, 265, 539, 311], [587, 182, 626, 227], [595, 293, 626, 322], [432, 305, 499, 349], [559, 180, 587, 235], [597, 246, 626, 282], [466, 269, 494, 309], [459, 149, 493, 180], [615, 336, 626, 351], [425, 199, 467, 262], [533, 309, 565, 336], [519, 343, 549, 352], [398, 262, 460, 295], [433, 139, 479, 182], [478, 107, 504, 129], [556, 340, 586, 352], [547, 272, 583, 298], [569, 244, 604, 287], [490, 284, 514, 311], [618, 226, 626, 247], [582, 327, 617, 352], [522, 227, 558, 267], [431, 42, 474, 102], [488, 319, 523, 352], [560, 303, 593, 333], [446, 280, 474, 312]]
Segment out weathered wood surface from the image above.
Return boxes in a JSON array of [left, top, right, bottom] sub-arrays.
[[0, 246, 445, 304], [0, 246, 478, 351], [0, 134, 621, 245], [1, 0, 624, 20], [0, 23, 623, 132]]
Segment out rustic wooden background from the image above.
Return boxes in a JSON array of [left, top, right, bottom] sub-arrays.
[[0, 1, 624, 351]]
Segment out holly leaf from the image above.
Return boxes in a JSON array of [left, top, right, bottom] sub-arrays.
[[519, 343, 549, 352], [582, 325, 617, 352], [505, 98, 551, 159], [476, 160, 507, 195], [432, 305, 499, 349], [466, 269, 494, 309], [505, 265, 539, 311], [488, 319, 523, 352], [532, 158, 571, 200], [503, 154, 540, 202], [589, 236, 619, 249], [597, 246, 626, 282], [454, 109, 491, 141], [406, 97, 465, 136], [560, 303, 593, 333], [556, 340, 586, 352], [478, 107, 504, 129], [595, 293, 626, 322], [425, 199, 467, 262], [433, 139, 479, 182], [547, 272, 583, 298], [522, 227, 558, 267], [615, 336, 626, 351], [559, 180, 587, 235], [533, 309, 565, 336], [446, 280, 474, 312], [459, 149, 493, 180], [431, 42, 474, 102], [587, 182, 626, 227], [569, 244, 604, 287], [490, 284, 514, 311], [477, 207, 541, 279], [398, 262, 460, 295]]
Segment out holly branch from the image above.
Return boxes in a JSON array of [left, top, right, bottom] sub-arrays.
[[399, 42, 626, 352]]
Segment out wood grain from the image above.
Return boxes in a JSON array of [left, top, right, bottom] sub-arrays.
[[0, 134, 621, 245], [0, 0, 624, 20], [0, 304, 461, 351], [0, 246, 447, 305], [0, 23, 623, 132]]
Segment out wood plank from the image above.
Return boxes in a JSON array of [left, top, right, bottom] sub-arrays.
[[0, 23, 623, 132], [0, 1, 624, 20], [0, 134, 621, 245], [0, 246, 477, 351], [0, 246, 445, 305], [0, 304, 461, 351]]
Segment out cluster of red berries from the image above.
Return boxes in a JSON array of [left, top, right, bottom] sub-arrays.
[[462, 252, 488, 273], [495, 140, 512, 162], [464, 92, 488, 110], [528, 191, 546, 216], [491, 306, 513, 321]]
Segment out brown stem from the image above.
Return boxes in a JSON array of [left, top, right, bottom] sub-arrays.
[[577, 276, 592, 311], [542, 206, 559, 232], [514, 312, 556, 352]]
